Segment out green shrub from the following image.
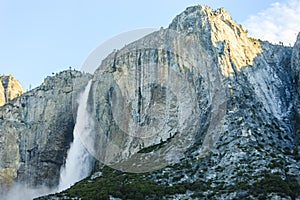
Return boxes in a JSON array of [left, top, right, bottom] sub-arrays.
[[251, 174, 300, 199]]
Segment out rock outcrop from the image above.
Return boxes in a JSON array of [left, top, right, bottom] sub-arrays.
[[0, 75, 24, 106], [0, 70, 91, 190]]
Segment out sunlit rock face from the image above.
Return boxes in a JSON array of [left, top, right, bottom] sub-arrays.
[[0, 75, 24, 106], [0, 71, 91, 189], [169, 6, 263, 77], [0, 81, 5, 106], [89, 27, 226, 172]]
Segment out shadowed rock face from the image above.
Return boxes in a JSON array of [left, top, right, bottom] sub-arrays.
[[292, 33, 300, 96], [0, 75, 24, 106], [292, 33, 300, 166], [0, 70, 91, 189], [1, 5, 300, 199]]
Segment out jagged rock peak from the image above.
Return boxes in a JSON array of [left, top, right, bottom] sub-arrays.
[[169, 5, 263, 77], [170, 5, 231, 23], [169, 5, 235, 34], [0, 74, 24, 106]]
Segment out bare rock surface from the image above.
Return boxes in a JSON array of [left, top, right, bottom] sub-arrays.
[[0, 70, 91, 189], [0, 75, 24, 106]]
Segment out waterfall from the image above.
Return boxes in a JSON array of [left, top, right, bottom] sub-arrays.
[[58, 80, 94, 191]]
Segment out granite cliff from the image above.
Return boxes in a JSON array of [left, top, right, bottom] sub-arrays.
[[44, 5, 299, 199], [1, 5, 300, 200], [0, 70, 91, 191]]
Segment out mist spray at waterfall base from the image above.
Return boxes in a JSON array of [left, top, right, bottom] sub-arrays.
[[58, 80, 95, 191], [0, 183, 54, 200]]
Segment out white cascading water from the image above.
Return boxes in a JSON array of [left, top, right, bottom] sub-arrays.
[[58, 80, 94, 191]]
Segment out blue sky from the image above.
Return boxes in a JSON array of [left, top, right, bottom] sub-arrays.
[[0, 0, 299, 89]]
